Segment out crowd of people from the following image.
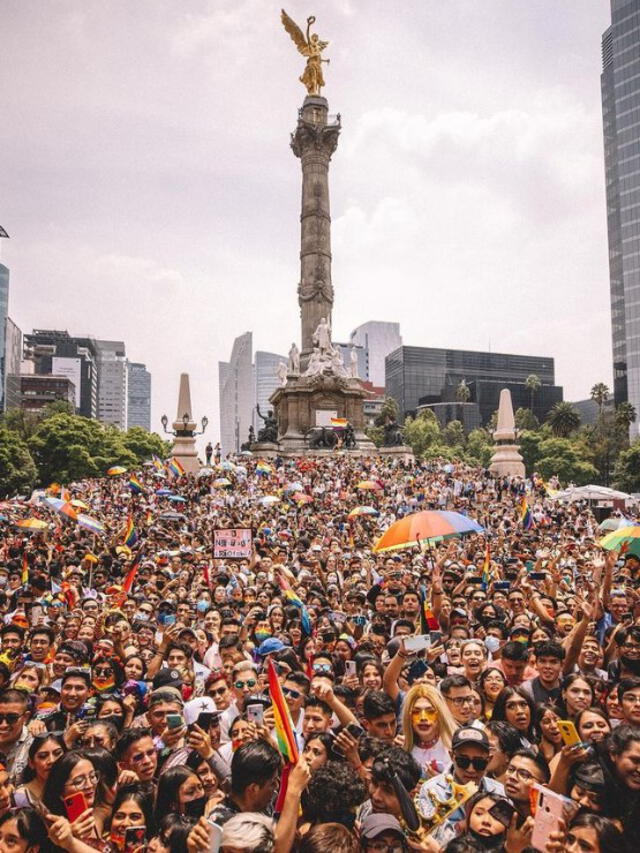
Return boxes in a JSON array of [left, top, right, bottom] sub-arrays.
[[0, 452, 637, 852]]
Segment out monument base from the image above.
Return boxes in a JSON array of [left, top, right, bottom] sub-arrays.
[[171, 436, 200, 474], [378, 445, 415, 463], [489, 445, 525, 477], [250, 442, 280, 459], [270, 371, 375, 455]]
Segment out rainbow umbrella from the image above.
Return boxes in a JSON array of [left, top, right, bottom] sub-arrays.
[[16, 519, 49, 530], [373, 510, 485, 553], [155, 488, 173, 496], [598, 516, 635, 533], [357, 480, 383, 491], [70, 499, 90, 511], [77, 514, 105, 535], [348, 506, 380, 519], [599, 526, 640, 557], [107, 466, 127, 476], [43, 497, 64, 512], [213, 478, 232, 489]]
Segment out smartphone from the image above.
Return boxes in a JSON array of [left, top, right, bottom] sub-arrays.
[[246, 704, 264, 726], [124, 826, 146, 852], [530, 785, 579, 851], [530, 572, 547, 581], [557, 720, 581, 747], [345, 660, 357, 677], [345, 722, 365, 739], [468, 577, 484, 585], [622, 612, 634, 624], [196, 712, 214, 731], [353, 615, 366, 626], [207, 820, 223, 853], [493, 581, 511, 590], [488, 798, 515, 827], [63, 791, 88, 822], [404, 634, 431, 654], [30, 605, 44, 624], [166, 714, 184, 730], [428, 631, 442, 646]]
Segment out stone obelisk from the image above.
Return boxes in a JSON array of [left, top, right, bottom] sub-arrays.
[[170, 373, 199, 474], [489, 388, 526, 477], [292, 98, 341, 370]]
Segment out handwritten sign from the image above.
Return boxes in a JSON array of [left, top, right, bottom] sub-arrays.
[[214, 528, 253, 559]]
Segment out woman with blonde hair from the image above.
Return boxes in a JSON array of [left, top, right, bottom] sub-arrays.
[[401, 683, 458, 776]]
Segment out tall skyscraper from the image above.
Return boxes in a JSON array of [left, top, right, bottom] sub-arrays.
[[94, 340, 128, 428], [127, 362, 151, 430], [254, 350, 286, 431], [218, 332, 253, 455], [602, 0, 640, 435], [0, 266, 10, 411], [350, 321, 403, 387], [3, 317, 22, 411]]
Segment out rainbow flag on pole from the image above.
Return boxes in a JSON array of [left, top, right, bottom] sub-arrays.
[[167, 458, 185, 477], [520, 496, 534, 531], [128, 475, 145, 495], [330, 417, 348, 428], [267, 657, 298, 764], [123, 516, 138, 548], [21, 553, 29, 587], [420, 589, 441, 634], [152, 455, 165, 472], [481, 542, 491, 590]]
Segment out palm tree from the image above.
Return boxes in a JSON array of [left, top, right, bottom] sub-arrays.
[[590, 383, 610, 420], [525, 374, 541, 413], [455, 380, 471, 403], [547, 402, 581, 437], [616, 401, 637, 431]]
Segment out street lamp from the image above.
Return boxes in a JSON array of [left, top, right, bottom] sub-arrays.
[[160, 413, 209, 437]]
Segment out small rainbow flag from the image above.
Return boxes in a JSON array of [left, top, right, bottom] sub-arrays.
[[128, 476, 145, 495], [330, 417, 348, 428], [167, 458, 185, 477], [420, 588, 441, 634], [277, 575, 312, 636], [267, 657, 299, 764], [123, 516, 138, 548], [481, 542, 491, 590], [152, 455, 165, 471], [520, 496, 534, 531], [256, 461, 273, 475], [122, 557, 140, 594]]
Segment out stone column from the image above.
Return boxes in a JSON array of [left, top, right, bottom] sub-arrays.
[[291, 96, 341, 369]]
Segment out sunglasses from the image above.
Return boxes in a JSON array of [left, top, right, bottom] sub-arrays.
[[0, 713, 23, 725], [454, 755, 489, 771], [209, 686, 228, 698], [283, 687, 302, 700], [234, 679, 257, 690]]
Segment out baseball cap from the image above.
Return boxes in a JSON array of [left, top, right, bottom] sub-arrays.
[[183, 696, 222, 726], [257, 637, 285, 657], [452, 726, 490, 752], [152, 668, 184, 691], [360, 814, 404, 839]]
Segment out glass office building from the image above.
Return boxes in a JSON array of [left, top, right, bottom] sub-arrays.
[[602, 0, 640, 436], [386, 346, 562, 426]]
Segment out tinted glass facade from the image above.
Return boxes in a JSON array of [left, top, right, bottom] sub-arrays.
[[602, 0, 640, 436], [0, 266, 9, 411], [127, 362, 151, 430], [386, 346, 562, 426]]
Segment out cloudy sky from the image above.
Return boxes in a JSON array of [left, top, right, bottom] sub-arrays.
[[1, 0, 613, 440]]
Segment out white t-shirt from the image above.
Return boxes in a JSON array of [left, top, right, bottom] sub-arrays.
[[411, 738, 450, 776]]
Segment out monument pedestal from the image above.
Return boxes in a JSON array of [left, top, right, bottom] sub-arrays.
[[270, 372, 375, 454], [489, 389, 525, 477], [378, 445, 415, 463], [250, 442, 280, 459]]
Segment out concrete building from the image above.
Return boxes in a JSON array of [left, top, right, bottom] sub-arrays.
[[218, 332, 254, 455], [0, 266, 10, 411], [3, 317, 21, 411], [602, 0, 640, 436], [386, 345, 562, 426], [254, 350, 286, 432], [24, 330, 98, 418], [127, 362, 151, 430], [94, 340, 128, 428], [6, 374, 76, 414], [350, 321, 403, 386]]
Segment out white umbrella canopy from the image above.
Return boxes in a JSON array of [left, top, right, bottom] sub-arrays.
[[549, 484, 631, 502]]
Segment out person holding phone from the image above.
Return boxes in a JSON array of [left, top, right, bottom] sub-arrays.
[[107, 785, 154, 851], [42, 750, 103, 840]]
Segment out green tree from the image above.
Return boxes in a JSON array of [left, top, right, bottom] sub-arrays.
[[615, 401, 637, 438], [613, 438, 640, 492], [547, 402, 581, 437], [525, 374, 541, 412], [515, 408, 540, 432], [365, 425, 384, 448], [455, 380, 471, 403], [121, 427, 171, 464], [403, 410, 442, 458], [0, 428, 38, 496], [590, 383, 610, 420], [1, 408, 41, 441], [374, 396, 401, 427], [443, 420, 465, 448], [535, 437, 598, 485], [29, 414, 137, 485], [518, 429, 545, 473], [465, 428, 493, 467]]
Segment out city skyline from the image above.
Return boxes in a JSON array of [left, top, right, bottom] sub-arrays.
[[1, 2, 613, 440]]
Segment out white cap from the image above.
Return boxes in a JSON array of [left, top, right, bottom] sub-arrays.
[[183, 696, 219, 726]]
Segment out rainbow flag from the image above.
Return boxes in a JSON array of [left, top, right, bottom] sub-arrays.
[[60, 487, 70, 502], [256, 461, 273, 474], [481, 542, 491, 590], [267, 657, 299, 764], [152, 455, 165, 472], [128, 476, 145, 495], [420, 588, 441, 634], [520, 496, 534, 531], [330, 417, 348, 428], [277, 575, 312, 636], [21, 553, 29, 587], [123, 516, 138, 548], [167, 458, 185, 477]]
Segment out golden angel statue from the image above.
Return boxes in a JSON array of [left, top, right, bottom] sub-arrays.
[[281, 10, 329, 96]]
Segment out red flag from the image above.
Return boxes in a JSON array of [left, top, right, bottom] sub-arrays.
[[122, 559, 140, 594]]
